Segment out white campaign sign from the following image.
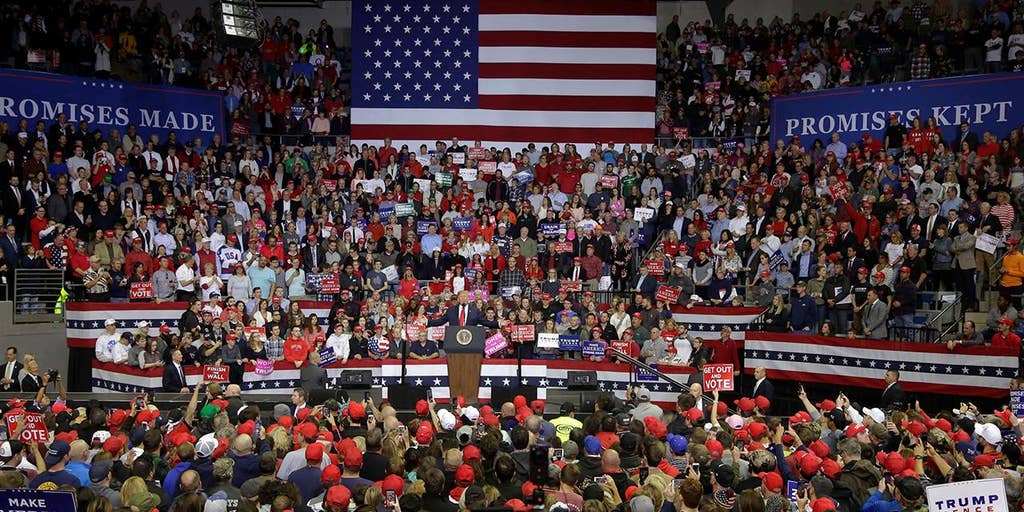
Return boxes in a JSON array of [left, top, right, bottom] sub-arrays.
[[926, 478, 1008, 512]]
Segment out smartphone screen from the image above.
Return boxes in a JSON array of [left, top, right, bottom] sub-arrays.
[[639, 467, 649, 484], [364, 391, 370, 401], [397, 425, 407, 435], [551, 448, 564, 462], [385, 489, 397, 510], [426, 388, 433, 401]]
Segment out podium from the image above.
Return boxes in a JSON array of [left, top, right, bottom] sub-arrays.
[[444, 326, 487, 403]]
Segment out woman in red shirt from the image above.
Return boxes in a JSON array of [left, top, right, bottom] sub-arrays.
[[283, 327, 310, 368], [397, 267, 420, 300]]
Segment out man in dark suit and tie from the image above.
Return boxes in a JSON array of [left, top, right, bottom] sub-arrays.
[[955, 122, 980, 151], [162, 349, 190, 393], [300, 235, 326, 273], [632, 266, 658, 298], [750, 366, 775, 405], [0, 224, 21, 270], [427, 291, 499, 328], [0, 346, 22, 392], [1, 176, 25, 235], [880, 369, 908, 409]]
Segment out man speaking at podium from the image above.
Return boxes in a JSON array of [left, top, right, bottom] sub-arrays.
[[427, 291, 499, 329]]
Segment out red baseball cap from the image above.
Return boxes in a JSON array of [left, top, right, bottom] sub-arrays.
[[759, 472, 783, 493], [305, 443, 324, 463]]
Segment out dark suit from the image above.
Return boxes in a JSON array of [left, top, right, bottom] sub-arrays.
[[0, 236, 20, 268], [300, 244, 326, 272], [427, 303, 499, 328], [1, 185, 24, 227], [162, 363, 188, 392], [0, 360, 22, 392], [632, 274, 658, 297], [880, 382, 907, 409], [956, 131, 979, 152], [0, 161, 17, 185], [751, 378, 775, 404], [20, 372, 43, 393], [561, 265, 588, 281]]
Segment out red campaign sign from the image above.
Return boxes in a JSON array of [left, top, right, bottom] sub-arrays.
[[130, 281, 153, 300], [655, 285, 681, 303], [319, 179, 338, 191], [561, 281, 583, 293], [610, 340, 632, 355], [673, 127, 690, 140], [829, 181, 850, 200], [319, 277, 340, 294], [646, 260, 665, 276], [511, 324, 536, 343], [243, 326, 265, 338], [598, 174, 618, 189], [203, 365, 229, 383], [5, 412, 48, 443], [703, 364, 735, 391], [552, 241, 573, 253], [468, 147, 487, 160], [406, 324, 423, 340], [478, 161, 497, 174]]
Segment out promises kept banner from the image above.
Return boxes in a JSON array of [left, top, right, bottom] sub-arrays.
[[770, 73, 1024, 148], [0, 69, 224, 143]]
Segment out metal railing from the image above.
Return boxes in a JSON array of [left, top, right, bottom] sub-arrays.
[[13, 269, 65, 323], [607, 346, 736, 415], [922, 291, 964, 342]]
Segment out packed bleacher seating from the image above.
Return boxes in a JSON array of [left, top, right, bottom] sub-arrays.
[[1, 1, 1024, 511]]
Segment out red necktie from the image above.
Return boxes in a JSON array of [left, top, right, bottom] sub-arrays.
[[458, 306, 466, 326]]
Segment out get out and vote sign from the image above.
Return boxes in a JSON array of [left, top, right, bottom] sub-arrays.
[[702, 364, 735, 391]]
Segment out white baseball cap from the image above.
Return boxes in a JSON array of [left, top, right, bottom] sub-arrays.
[[105, 319, 117, 326]]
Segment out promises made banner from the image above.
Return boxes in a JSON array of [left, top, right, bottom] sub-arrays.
[[770, 73, 1024, 149], [0, 69, 225, 143]]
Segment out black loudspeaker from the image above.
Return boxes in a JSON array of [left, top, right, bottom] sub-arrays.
[[567, 371, 598, 390], [387, 383, 428, 410], [337, 370, 373, 389], [491, 384, 537, 406], [308, 388, 348, 407]]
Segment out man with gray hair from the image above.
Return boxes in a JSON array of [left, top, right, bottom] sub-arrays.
[[837, 437, 881, 508], [630, 387, 663, 422]]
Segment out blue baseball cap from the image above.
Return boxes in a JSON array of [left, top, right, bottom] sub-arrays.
[[667, 434, 689, 455], [583, 435, 602, 455]]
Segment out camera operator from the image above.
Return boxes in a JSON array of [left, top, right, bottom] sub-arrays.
[[83, 255, 112, 302]]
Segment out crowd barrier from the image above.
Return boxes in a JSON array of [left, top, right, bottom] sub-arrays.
[[91, 359, 696, 408], [70, 303, 1014, 402], [743, 332, 1017, 399]]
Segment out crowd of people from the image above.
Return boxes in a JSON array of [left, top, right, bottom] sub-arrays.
[[0, 1, 348, 138], [5, 344, 1024, 512], [655, 0, 1024, 145]]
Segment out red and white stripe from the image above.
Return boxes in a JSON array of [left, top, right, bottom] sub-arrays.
[[352, 0, 657, 149], [745, 332, 1017, 398]]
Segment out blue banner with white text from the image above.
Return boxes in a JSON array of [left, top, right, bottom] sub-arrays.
[[770, 73, 1024, 149], [0, 69, 225, 144]]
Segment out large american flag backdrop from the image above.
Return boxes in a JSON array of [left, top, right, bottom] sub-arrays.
[[350, 0, 657, 148], [744, 332, 1018, 398]]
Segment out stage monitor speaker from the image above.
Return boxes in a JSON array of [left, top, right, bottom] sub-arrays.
[[337, 370, 373, 389], [490, 384, 537, 407], [308, 388, 348, 407], [387, 383, 428, 410], [566, 371, 598, 390]]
